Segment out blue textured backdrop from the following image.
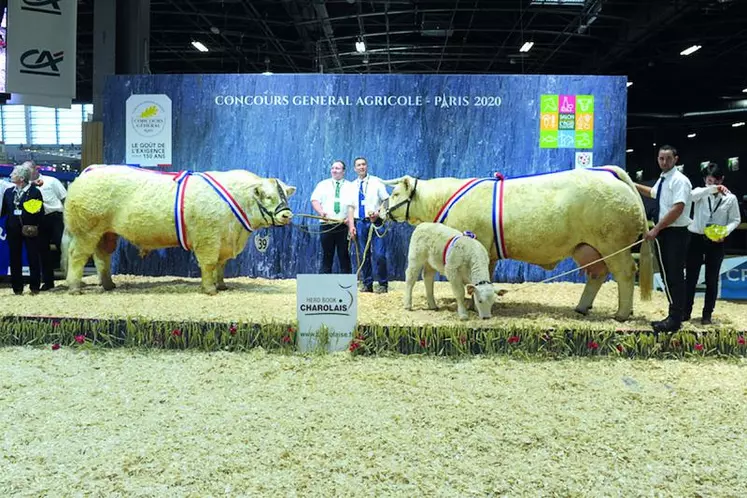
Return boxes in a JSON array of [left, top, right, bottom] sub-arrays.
[[103, 73, 627, 282]]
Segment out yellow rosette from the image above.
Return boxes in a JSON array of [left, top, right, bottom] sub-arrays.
[[704, 224, 727, 242], [22, 198, 43, 214]]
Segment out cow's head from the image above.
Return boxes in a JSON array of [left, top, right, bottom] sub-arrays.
[[466, 283, 508, 319], [379, 175, 418, 222], [252, 178, 296, 227]]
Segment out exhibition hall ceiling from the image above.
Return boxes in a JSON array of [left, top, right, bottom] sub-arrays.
[[75, 0, 747, 121]]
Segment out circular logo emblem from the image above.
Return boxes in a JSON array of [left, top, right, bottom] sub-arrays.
[[131, 101, 166, 137]]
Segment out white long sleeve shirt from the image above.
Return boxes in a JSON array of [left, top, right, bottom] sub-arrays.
[[688, 185, 741, 236]]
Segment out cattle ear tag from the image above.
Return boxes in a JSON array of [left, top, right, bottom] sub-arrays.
[[254, 232, 270, 253]]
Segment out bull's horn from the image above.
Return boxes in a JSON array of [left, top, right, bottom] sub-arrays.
[[381, 176, 407, 185]]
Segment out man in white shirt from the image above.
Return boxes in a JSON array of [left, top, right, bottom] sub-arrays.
[[310, 160, 356, 274], [25, 160, 67, 290], [684, 163, 741, 325], [352, 157, 390, 293], [634, 145, 692, 332]]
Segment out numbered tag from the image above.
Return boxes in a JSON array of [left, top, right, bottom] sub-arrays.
[[13, 209, 22, 216], [254, 232, 270, 253]]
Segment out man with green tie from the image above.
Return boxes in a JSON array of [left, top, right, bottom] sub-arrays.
[[311, 160, 357, 274]]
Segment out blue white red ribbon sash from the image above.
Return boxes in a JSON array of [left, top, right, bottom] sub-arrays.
[[434, 173, 508, 260], [173, 171, 253, 250], [442, 231, 477, 265]]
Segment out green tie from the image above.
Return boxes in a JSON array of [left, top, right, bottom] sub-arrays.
[[334, 181, 341, 214]]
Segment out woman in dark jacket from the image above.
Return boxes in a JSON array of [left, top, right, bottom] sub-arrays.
[[1, 164, 45, 295]]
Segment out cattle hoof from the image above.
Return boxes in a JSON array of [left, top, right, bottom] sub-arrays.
[[202, 287, 218, 296], [217, 283, 228, 291], [458, 313, 469, 321], [68, 288, 82, 296], [574, 306, 590, 316], [614, 315, 629, 323], [102, 281, 116, 291]]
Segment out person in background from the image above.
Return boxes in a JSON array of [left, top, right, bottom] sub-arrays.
[[1, 164, 44, 295], [25, 160, 67, 290], [684, 162, 741, 325], [634, 145, 692, 333], [352, 157, 390, 293], [310, 160, 356, 274]]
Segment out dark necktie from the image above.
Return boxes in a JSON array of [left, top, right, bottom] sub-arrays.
[[358, 180, 365, 219], [652, 176, 665, 222]]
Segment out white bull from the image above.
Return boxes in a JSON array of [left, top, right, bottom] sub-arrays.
[[380, 166, 653, 321], [63, 165, 295, 294]]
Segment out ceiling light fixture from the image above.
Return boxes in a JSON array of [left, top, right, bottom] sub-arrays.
[[355, 38, 366, 53], [732, 122, 746, 127], [687, 133, 697, 138], [262, 56, 272, 75], [519, 41, 534, 53], [191, 40, 208, 53], [626, 81, 633, 88], [742, 88, 747, 93], [679, 44, 701, 56], [626, 149, 634, 153]]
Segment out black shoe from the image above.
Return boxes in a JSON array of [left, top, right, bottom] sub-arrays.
[[375, 285, 388, 294], [40, 284, 55, 291], [683, 313, 692, 322], [701, 316, 712, 325], [651, 317, 682, 333], [361, 286, 373, 293], [13, 290, 22, 296]]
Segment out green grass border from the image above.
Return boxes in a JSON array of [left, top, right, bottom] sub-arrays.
[[1, 315, 746, 358]]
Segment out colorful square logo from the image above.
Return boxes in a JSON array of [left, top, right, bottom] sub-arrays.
[[539, 94, 594, 149]]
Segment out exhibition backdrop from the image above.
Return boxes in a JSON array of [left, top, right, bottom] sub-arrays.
[[103, 74, 627, 282]]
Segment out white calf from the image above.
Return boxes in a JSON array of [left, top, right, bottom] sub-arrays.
[[405, 222, 505, 320]]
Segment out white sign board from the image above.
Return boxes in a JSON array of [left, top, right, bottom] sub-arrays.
[[6, 0, 77, 98], [296, 274, 357, 352], [125, 94, 173, 167], [654, 256, 747, 301]]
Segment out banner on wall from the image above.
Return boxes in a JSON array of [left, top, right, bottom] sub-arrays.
[[125, 94, 173, 167], [6, 0, 77, 98], [104, 74, 627, 281]]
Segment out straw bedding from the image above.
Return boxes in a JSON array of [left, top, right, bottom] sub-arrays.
[[1, 347, 746, 496], [2, 275, 745, 332]]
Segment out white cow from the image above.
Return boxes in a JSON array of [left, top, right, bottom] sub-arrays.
[[406, 222, 506, 320], [381, 166, 653, 321], [63, 165, 295, 294]]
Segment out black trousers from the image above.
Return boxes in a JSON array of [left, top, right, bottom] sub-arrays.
[[320, 223, 351, 274], [8, 228, 42, 294], [39, 211, 64, 286], [685, 233, 725, 319], [654, 227, 690, 322]]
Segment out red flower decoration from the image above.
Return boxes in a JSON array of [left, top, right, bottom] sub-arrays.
[[459, 335, 467, 345], [738, 336, 746, 345], [541, 334, 551, 342], [355, 334, 365, 341], [588, 341, 599, 350], [52, 320, 60, 328], [672, 340, 680, 348], [349, 341, 361, 352], [287, 326, 294, 333], [229, 324, 237, 335], [281, 335, 291, 344], [616, 344, 624, 352], [507, 336, 520, 344], [51, 343, 60, 350], [74, 335, 85, 344], [419, 339, 427, 348], [694, 343, 704, 351], [172, 329, 182, 337]]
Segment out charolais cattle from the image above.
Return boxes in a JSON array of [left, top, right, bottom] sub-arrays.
[[379, 166, 653, 321], [63, 165, 295, 294]]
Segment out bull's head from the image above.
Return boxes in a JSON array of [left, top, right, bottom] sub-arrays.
[[379, 175, 418, 222], [252, 178, 296, 227]]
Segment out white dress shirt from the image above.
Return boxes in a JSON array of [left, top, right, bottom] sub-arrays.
[[37, 174, 67, 214], [352, 174, 389, 220], [651, 167, 692, 227], [310, 178, 356, 222], [688, 185, 741, 236]]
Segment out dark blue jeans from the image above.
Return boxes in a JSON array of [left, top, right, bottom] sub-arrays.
[[355, 219, 388, 288]]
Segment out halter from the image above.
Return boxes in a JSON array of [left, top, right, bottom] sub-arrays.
[[256, 179, 292, 226], [385, 178, 419, 222]]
